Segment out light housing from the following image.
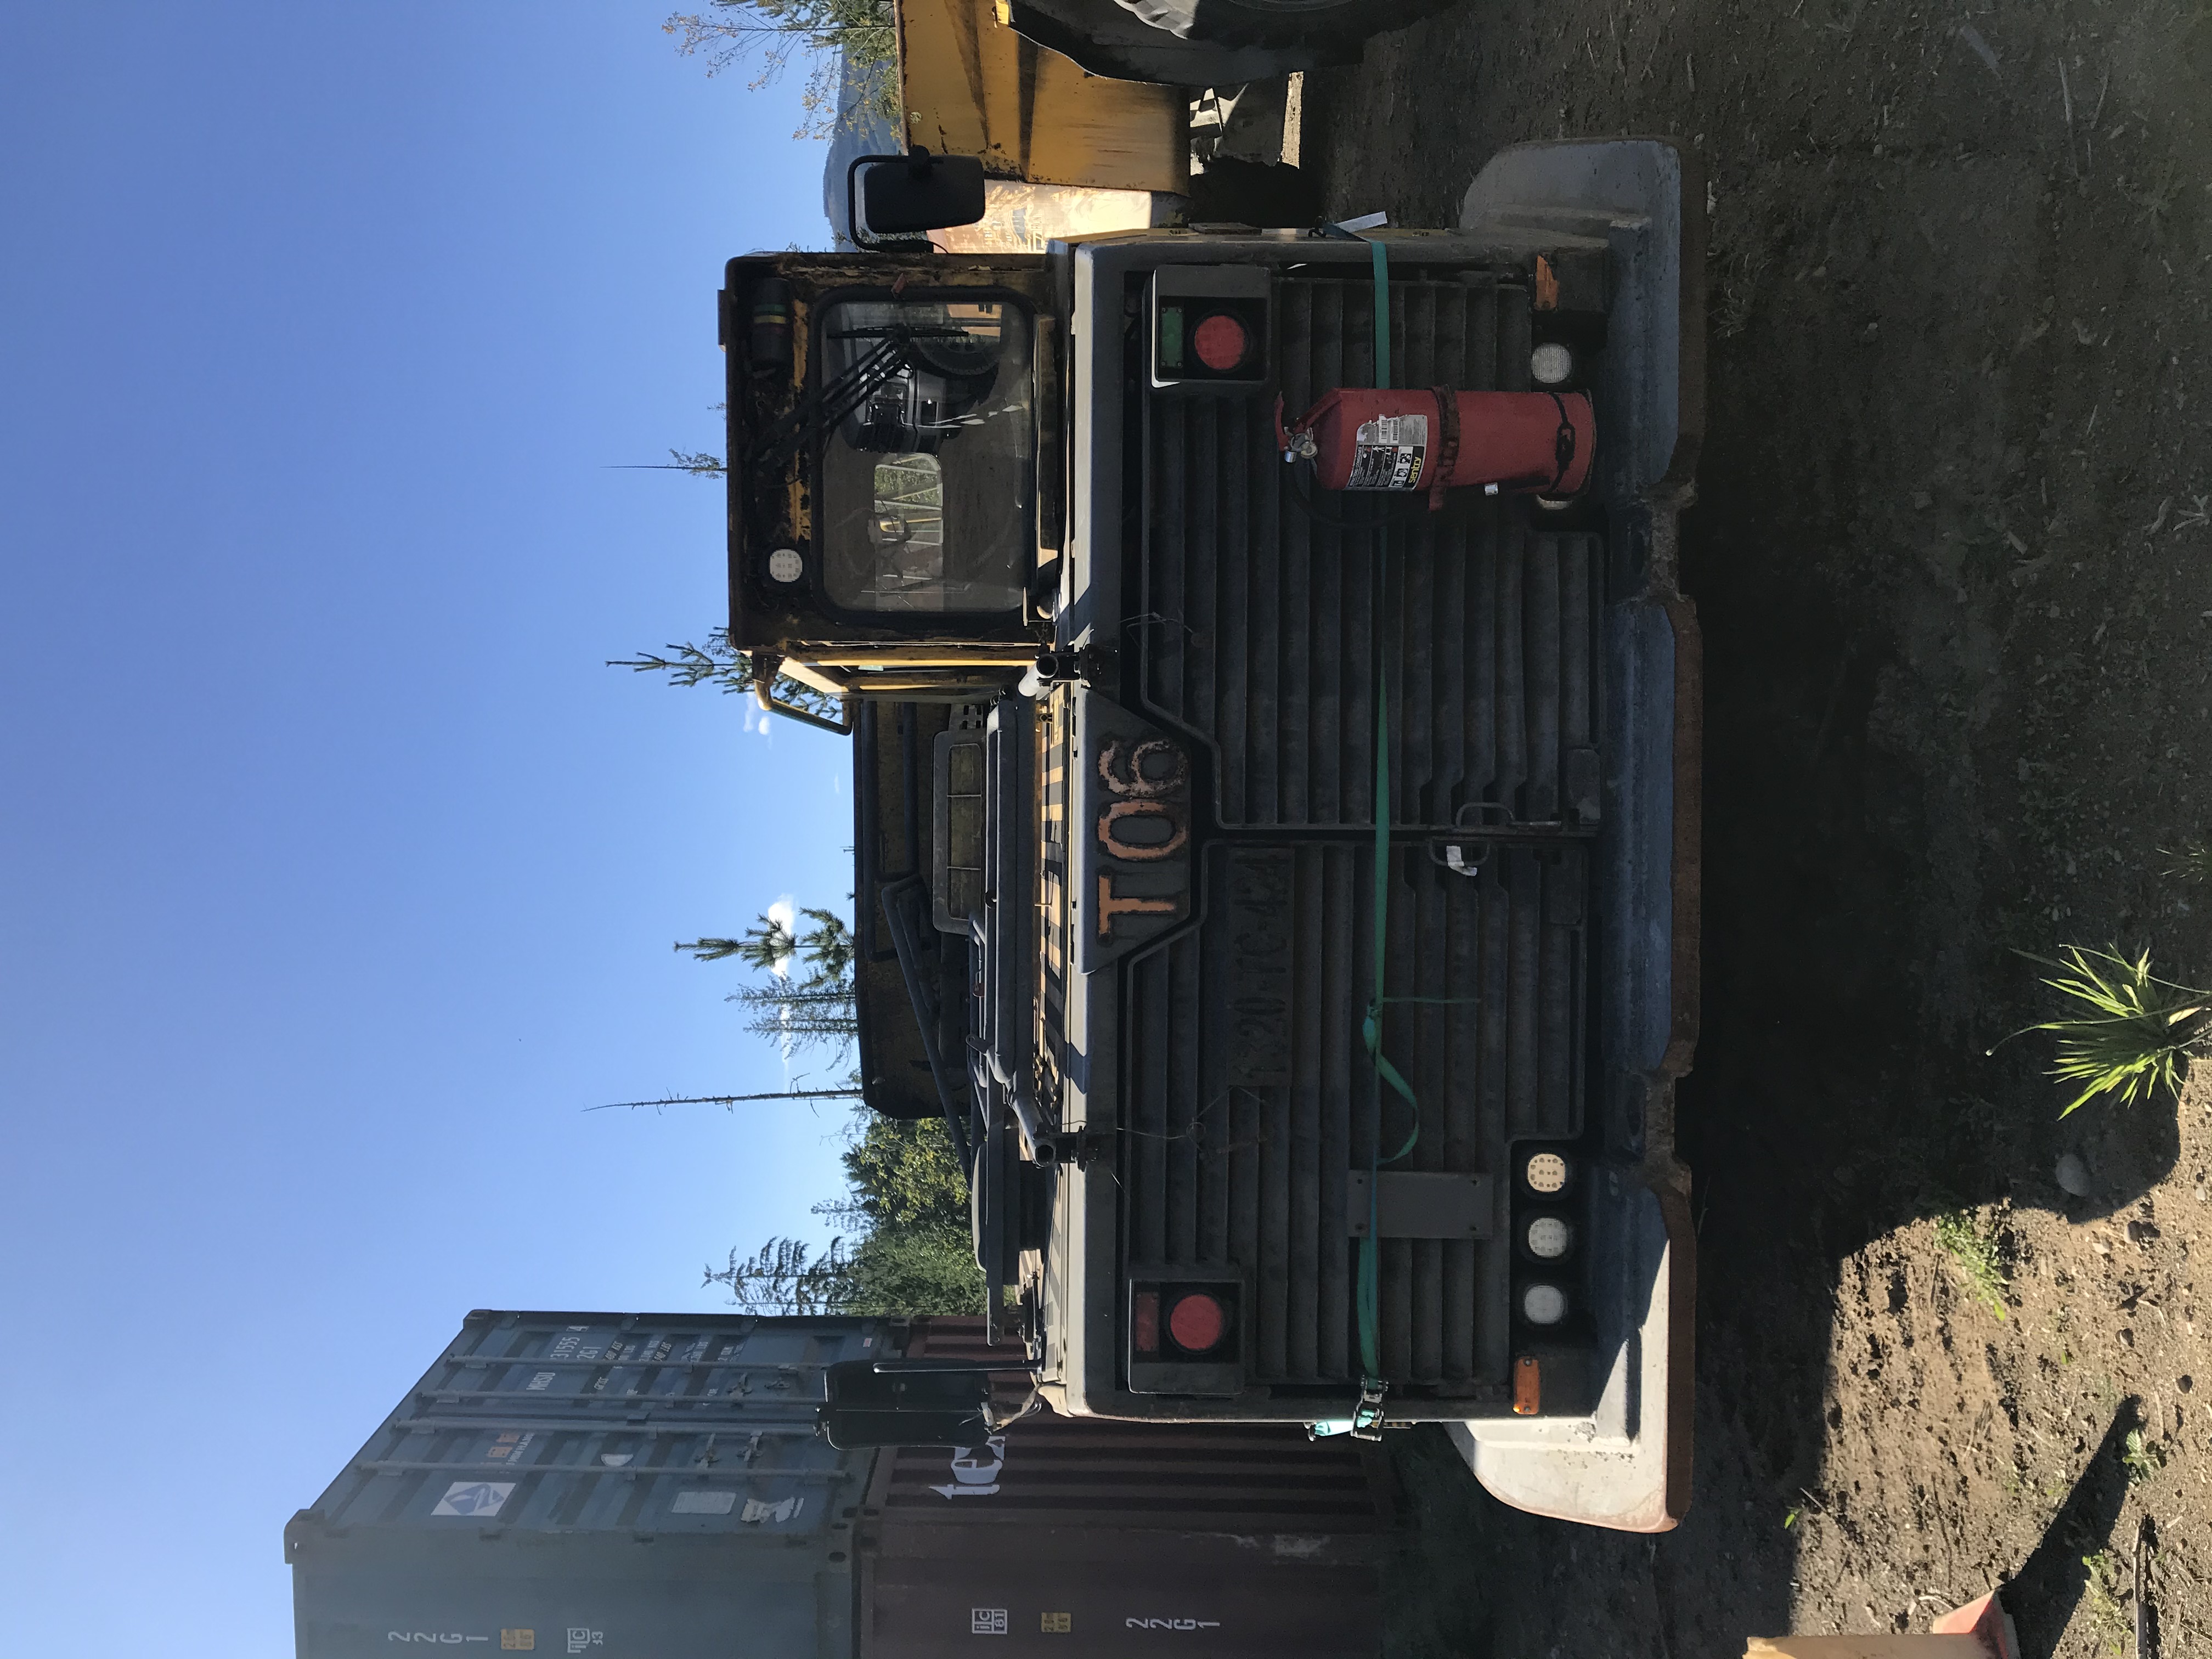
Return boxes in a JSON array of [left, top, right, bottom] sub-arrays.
[[1126, 1274, 1244, 1396]]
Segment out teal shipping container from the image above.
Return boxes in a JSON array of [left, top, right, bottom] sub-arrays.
[[286, 1311, 888, 1657]]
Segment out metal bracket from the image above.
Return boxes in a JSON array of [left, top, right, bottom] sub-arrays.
[[1346, 1170, 1494, 1239], [1350, 1378, 1389, 1441]]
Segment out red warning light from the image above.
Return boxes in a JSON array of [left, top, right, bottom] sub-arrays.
[[1166, 1291, 1227, 1353], [1192, 313, 1250, 373]]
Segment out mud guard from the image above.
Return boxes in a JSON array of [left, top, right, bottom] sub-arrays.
[[1448, 138, 1704, 1534]]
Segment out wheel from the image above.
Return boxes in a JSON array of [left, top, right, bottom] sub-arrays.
[[1116, 0, 1458, 52], [1184, 158, 1324, 228]]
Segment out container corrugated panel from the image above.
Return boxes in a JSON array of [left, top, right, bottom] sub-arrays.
[[856, 1319, 1385, 1659], [288, 1311, 889, 1659]]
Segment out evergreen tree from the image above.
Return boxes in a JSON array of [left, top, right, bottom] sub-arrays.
[[728, 980, 860, 1054], [676, 902, 979, 1316], [611, 627, 843, 721], [680, 909, 859, 1058], [705, 1114, 981, 1315]]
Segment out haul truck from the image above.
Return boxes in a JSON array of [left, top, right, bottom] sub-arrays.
[[720, 138, 1703, 1532]]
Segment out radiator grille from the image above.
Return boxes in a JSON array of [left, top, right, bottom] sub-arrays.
[[1141, 276, 1599, 831], [1121, 274, 1601, 1395]]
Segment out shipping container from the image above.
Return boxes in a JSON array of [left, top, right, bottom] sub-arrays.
[[862, 1321, 1387, 1659], [286, 1311, 887, 1658], [290, 1314, 1386, 1659]]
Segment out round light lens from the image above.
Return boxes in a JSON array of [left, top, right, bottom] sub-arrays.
[[1524, 1152, 1570, 1195], [768, 547, 804, 584], [1526, 1216, 1574, 1260], [1521, 1284, 1570, 1326], [1530, 342, 1573, 386], [1193, 313, 1251, 372], [1167, 1291, 1227, 1353]]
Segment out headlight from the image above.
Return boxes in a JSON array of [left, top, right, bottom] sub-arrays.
[[1523, 1152, 1570, 1195], [1521, 1284, 1570, 1327], [1530, 342, 1574, 386], [1525, 1216, 1574, 1260]]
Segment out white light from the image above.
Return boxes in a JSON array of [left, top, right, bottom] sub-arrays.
[[1526, 1216, 1573, 1259], [1524, 1152, 1569, 1195], [768, 547, 804, 584], [1522, 1284, 1569, 1326], [1531, 342, 1573, 386]]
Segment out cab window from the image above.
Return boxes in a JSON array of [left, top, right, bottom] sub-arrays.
[[816, 297, 1034, 615]]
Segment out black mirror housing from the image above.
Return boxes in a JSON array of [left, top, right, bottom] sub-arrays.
[[847, 149, 987, 249]]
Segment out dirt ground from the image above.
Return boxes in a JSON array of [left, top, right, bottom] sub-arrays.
[[1300, 0, 2212, 1652]]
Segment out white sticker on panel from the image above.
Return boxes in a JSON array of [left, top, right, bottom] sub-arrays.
[[432, 1480, 515, 1517], [671, 1490, 737, 1515], [1345, 413, 1429, 490]]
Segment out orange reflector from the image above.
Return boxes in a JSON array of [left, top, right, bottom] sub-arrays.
[[1513, 1355, 1541, 1415], [1132, 1290, 1160, 1355]]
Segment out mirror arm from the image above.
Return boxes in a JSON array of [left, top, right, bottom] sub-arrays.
[[766, 691, 855, 736], [748, 649, 853, 734]]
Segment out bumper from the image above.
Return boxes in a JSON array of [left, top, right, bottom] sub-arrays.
[[1451, 1130, 1695, 1531], [1453, 138, 1703, 1532]]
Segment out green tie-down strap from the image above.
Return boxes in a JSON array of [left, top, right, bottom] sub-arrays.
[[1353, 234, 1409, 1436], [1346, 235, 1489, 1437]]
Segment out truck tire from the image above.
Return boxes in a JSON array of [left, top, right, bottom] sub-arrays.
[[1118, 0, 1458, 52], [1185, 157, 1324, 228], [1002, 0, 1440, 83]]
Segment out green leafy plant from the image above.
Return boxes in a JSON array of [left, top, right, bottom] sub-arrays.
[[2080, 1549, 2130, 1657], [2123, 1426, 2167, 1487], [2006, 945, 2211, 1116], [1934, 1208, 2011, 1319]]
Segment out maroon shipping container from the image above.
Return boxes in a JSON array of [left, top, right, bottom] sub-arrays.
[[855, 1320, 1389, 1659]]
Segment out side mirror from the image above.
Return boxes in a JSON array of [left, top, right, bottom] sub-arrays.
[[817, 1360, 992, 1449], [847, 148, 986, 250]]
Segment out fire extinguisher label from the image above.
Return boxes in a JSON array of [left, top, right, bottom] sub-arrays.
[[1346, 414, 1429, 490]]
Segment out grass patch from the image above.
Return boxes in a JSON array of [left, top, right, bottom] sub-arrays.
[[2006, 945, 2210, 1116], [1934, 1208, 2011, 1319], [2162, 839, 2212, 885]]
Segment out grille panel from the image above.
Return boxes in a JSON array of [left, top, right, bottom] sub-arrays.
[[1124, 844, 1587, 1389], [1121, 273, 1601, 1396], [1142, 277, 1592, 832]]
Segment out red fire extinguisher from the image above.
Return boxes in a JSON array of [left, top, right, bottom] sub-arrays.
[[1277, 386, 1595, 511]]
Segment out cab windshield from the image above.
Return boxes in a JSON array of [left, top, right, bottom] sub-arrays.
[[817, 297, 1034, 614]]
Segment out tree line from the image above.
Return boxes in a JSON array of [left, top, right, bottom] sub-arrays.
[[615, 686, 980, 1314]]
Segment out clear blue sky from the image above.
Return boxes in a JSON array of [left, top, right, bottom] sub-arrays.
[[0, 7, 856, 1652]]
